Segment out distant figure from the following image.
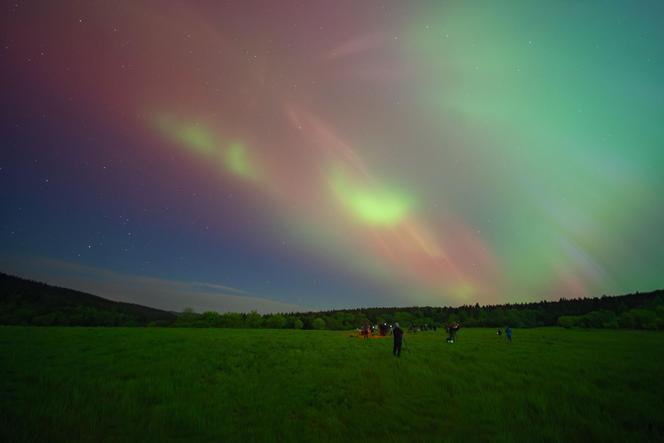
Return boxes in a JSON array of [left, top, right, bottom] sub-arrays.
[[393, 322, 404, 357], [497, 328, 502, 336], [361, 321, 370, 339], [505, 326, 512, 343], [379, 323, 389, 337], [446, 322, 461, 343]]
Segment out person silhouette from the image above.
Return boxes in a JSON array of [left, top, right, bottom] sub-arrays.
[[392, 322, 404, 357], [446, 322, 461, 343], [361, 321, 370, 339]]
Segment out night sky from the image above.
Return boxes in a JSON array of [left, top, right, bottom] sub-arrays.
[[1, 1, 663, 313]]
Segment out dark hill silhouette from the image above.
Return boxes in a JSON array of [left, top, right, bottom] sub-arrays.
[[1, 271, 662, 329], [0, 272, 176, 326]]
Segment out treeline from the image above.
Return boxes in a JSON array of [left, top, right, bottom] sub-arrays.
[[177, 290, 664, 331], [1, 272, 663, 329], [558, 307, 664, 330]]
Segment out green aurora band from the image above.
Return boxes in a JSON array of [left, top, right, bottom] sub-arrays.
[[226, 143, 258, 179], [329, 170, 411, 227], [152, 114, 259, 180]]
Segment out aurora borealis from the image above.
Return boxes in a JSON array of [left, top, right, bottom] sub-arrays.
[[1, 1, 663, 312]]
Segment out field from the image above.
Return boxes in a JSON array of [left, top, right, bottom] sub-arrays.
[[1, 327, 663, 442]]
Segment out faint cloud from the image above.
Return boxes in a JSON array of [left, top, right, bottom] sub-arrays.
[[0, 254, 304, 314], [191, 281, 248, 294]]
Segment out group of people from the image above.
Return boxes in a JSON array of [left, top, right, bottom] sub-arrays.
[[361, 321, 514, 358], [496, 327, 513, 342], [358, 321, 406, 356], [396, 323, 515, 357], [360, 321, 391, 338]]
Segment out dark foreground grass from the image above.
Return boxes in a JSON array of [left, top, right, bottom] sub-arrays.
[[1, 327, 662, 442]]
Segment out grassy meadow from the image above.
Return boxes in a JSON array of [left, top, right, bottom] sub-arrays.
[[1, 326, 663, 442]]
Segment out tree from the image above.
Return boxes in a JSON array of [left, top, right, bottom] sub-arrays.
[[394, 312, 415, 327], [176, 307, 199, 326], [618, 311, 635, 329], [558, 315, 580, 329], [220, 312, 244, 328], [200, 311, 222, 327], [628, 309, 659, 329], [312, 318, 326, 330], [324, 316, 344, 330], [584, 310, 618, 328], [245, 310, 263, 328], [264, 314, 287, 329]]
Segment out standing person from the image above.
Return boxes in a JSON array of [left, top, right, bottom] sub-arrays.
[[361, 321, 370, 339], [497, 328, 502, 336], [379, 322, 388, 337], [505, 326, 512, 343], [446, 322, 461, 343], [392, 322, 404, 357]]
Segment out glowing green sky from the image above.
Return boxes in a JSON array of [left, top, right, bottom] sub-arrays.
[[1, 1, 662, 311], [329, 170, 411, 227], [402, 1, 664, 299]]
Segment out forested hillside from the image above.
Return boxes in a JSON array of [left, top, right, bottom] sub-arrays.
[[0, 273, 176, 326], [1, 272, 662, 329]]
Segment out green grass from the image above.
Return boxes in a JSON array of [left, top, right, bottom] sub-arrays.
[[1, 327, 662, 442]]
